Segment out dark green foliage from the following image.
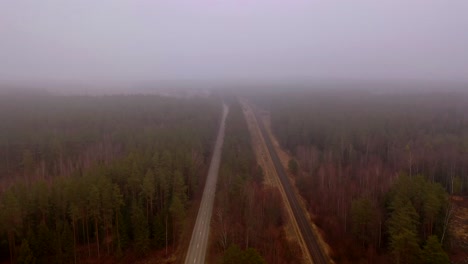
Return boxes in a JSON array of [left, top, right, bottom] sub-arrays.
[[222, 244, 243, 264], [386, 175, 449, 264], [17, 239, 35, 264], [131, 200, 150, 255], [169, 196, 185, 244], [53, 220, 74, 263], [222, 244, 265, 264], [422, 235, 450, 264], [116, 210, 130, 254], [452, 176, 463, 195], [287, 159, 299, 176], [152, 215, 166, 249], [242, 248, 266, 264], [350, 197, 375, 246], [0, 188, 22, 263], [32, 222, 54, 261], [387, 200, 421, 264]]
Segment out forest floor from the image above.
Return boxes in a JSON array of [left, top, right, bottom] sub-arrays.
[[450, 195, 468, 263], [241, 98, 313, 264]]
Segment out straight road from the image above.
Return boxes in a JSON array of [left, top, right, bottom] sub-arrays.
[[184, 103, 229, 264], [252, 104, 329, 264]]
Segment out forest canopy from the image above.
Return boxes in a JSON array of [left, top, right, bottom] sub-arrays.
[[252, 91, 465, 263], [0, 94, 221, 263]]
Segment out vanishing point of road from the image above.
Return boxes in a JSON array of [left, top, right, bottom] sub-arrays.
[[184, 103, 229, 264]]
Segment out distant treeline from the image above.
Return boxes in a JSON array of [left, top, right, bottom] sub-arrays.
[[0, 94, 221, 263], [253, 91, 463, 263], [0, 95, 218, 183]]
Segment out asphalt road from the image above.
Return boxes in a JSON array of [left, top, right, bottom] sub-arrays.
[[253, 106, 329, 264], [184, 103, 229, 264]]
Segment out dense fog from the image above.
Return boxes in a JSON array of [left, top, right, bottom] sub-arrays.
[[1, 0, 468, 87]]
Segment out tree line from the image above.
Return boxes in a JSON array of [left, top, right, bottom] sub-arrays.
[[0, 94, 219, 185], [0, 94, 221, 263]]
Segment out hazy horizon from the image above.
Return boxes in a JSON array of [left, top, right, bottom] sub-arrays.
[[1, 0, 468, 86]]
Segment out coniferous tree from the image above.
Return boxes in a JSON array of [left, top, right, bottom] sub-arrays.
[[131, 200, 150, 255], [422, 235, 449, 264], [17, 239, 36, 264], [1, 189, 22, 263], [350, 197, 375, 246]]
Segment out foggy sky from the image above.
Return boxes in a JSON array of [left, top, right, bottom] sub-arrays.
[[1, 0, 468, 85]]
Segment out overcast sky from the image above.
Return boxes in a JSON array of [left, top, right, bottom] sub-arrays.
[[1, 0, 468, 84]]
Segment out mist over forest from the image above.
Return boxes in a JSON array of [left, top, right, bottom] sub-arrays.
[[1, 0, 468, 263]]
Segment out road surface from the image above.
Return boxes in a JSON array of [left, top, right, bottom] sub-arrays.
[[184, 103, 229, 264], [252, 105, 329, 264]]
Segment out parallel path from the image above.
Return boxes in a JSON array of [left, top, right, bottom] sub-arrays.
[[184, 104, 229, 264], [252, 105, 329, 264]]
